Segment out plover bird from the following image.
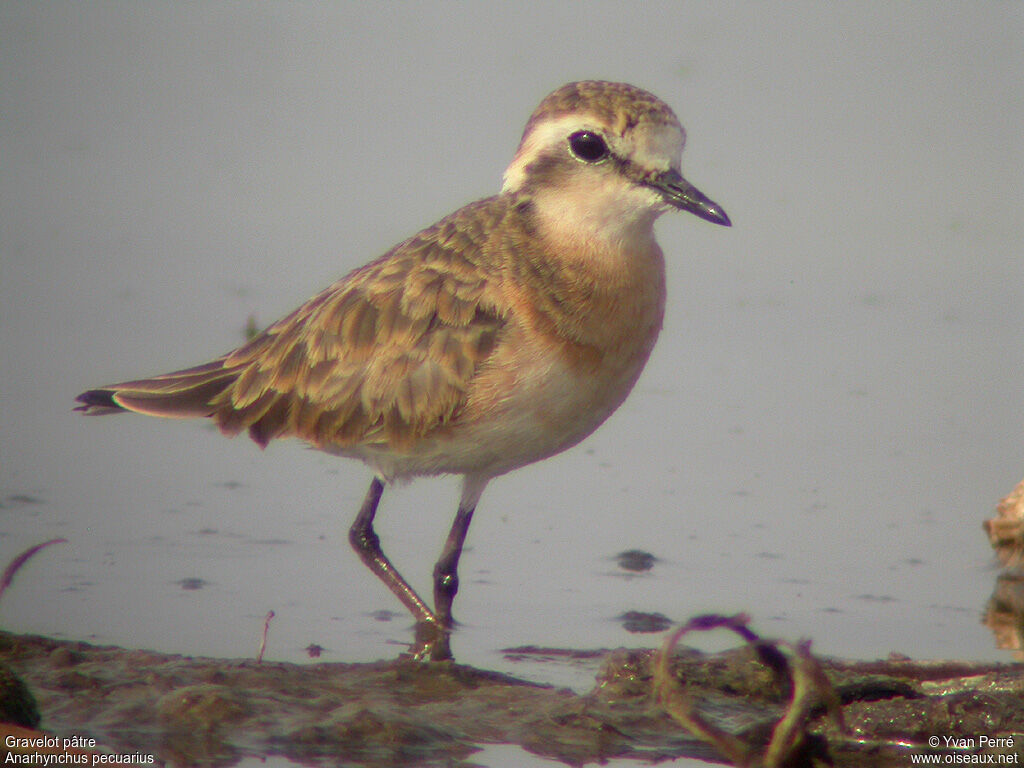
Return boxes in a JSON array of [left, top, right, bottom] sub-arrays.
[[76, 81, 730, 659]]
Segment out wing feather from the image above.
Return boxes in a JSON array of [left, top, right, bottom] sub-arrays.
[[75, 197, 510, 453], [218, 198, 508, 450]]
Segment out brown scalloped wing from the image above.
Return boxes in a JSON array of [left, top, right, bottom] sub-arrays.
[[77, 198, 508, 453], [212, 207, 505, 451]]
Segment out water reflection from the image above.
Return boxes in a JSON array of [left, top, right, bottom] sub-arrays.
[[982, 478, 1024, 660]]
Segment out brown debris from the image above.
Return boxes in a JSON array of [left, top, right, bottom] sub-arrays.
[[984, 477, 1024, 567]]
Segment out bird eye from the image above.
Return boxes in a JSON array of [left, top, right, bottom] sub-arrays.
[[568, 131, 609, 163]]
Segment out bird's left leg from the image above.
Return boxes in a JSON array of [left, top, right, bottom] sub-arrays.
[[432, 475, 489, 631]]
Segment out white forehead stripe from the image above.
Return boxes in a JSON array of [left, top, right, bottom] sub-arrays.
[[501, 113, 684, 193], [503, 115, 599, 193]]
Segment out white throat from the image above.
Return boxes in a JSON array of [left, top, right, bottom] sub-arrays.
[[526, 176, 665, 262]]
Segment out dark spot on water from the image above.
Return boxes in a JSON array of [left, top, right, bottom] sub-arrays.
[[1, 494, 45, 510], [177, 577, 208, 591], [615, 549, 657, 572], [617, 611, 672, 633], [860, 292, 888, 307], [367, 609, 402, 622], [305, 644, 324, 658], [61, 582, 93, 593], [501, 646, 606, 661]]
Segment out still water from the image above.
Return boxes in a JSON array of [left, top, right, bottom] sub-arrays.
[[1, 4, 1021, 763]]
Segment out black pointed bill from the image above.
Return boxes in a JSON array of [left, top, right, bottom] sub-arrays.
[[645, 169, 731, 227]]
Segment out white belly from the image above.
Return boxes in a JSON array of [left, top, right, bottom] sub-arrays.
[[344, 314, 661, 482]]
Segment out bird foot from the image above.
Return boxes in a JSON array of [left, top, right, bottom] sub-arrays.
[[403, 619, 453, 662]]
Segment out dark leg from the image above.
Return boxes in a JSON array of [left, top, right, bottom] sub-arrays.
[[432, 502, 476, 629], [348, 477, 437, 627], [431, 474, 488, 632]]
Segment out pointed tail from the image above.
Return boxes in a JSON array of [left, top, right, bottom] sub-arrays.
[[75, 359, 239, 419]]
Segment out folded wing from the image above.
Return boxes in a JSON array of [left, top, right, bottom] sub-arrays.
[[76, 200, 507, 452]]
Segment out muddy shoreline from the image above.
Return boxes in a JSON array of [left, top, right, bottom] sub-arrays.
[[1, 630, 1022, 767]]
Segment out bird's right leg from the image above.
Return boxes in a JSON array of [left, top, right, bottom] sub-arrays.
[[348, 477, 438, 628]]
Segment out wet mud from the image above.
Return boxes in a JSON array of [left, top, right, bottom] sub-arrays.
[[1, 630, 1022, 767]]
